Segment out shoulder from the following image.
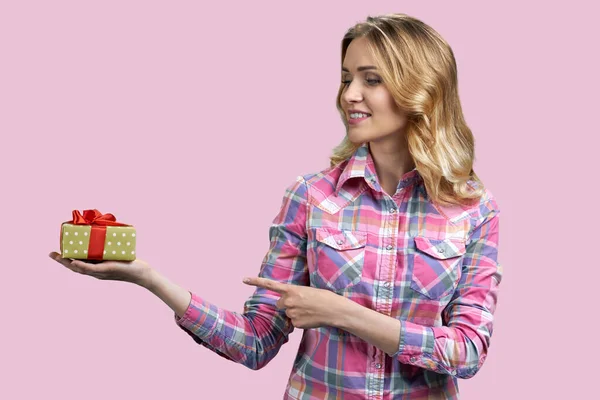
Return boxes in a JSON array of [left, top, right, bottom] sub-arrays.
[[467, 180, 500, 220], [431, 180, 499, 226], [294, 162, 346, 196], [461, 182, 500, 238], [280, 161, 351, 212], [302, 162, 346, 189]]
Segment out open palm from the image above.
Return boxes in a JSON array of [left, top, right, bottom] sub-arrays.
[[49, 251, 152, 287]]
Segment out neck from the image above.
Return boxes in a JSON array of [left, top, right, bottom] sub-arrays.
[[368, 139, 415, 195]]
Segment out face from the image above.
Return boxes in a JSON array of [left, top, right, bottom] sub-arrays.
[[340, 37, 409, 145]]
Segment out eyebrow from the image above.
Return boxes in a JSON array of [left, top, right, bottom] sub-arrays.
[[341, 65, 378, 72]]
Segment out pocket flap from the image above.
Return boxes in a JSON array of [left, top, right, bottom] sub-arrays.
[[316, 228, 367, 250], [414, 236, 466, 259]]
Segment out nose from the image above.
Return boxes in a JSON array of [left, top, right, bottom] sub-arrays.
[[342, 80, 363, 105]]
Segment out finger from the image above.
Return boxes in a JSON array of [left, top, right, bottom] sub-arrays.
[[72, 260, 116, 280], [50, 253, 97, 275], [49, 252, 78, 269], [285, 308, 295, 319], [243, 277, 288, 294], [71, 259, 96, 272], [69, 260, 98, 275], [275, 297, 286, 309], [49, 252, 65, 263]]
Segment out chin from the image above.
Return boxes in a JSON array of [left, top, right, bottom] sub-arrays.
[[347, 131, 370, 145]]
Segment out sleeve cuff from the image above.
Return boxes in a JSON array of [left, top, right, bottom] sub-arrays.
[[173, 292, 218, 340], [390, 320, 441, 371], [173, 290, 193, 324]]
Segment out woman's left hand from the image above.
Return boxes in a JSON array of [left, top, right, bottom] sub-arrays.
[[243, 276, 346, 329]]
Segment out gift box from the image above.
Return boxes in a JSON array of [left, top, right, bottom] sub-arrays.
[[60, 209, 137, 261]]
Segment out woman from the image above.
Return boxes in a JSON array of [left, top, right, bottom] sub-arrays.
[[50, 13, 501, 399]]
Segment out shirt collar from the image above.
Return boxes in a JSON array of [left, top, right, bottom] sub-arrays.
[[335, 142, 421, 195]]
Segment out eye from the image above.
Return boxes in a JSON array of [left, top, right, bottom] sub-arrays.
[[340, 79, 381, 87]]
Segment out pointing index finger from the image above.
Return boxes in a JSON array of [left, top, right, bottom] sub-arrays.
[[243, 277, 288, 294]]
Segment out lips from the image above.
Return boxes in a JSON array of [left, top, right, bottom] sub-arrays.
[[348, 114, 370, 125], [348, 110, 371, 117]]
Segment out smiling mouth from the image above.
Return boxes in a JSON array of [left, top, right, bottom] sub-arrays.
[[348, 115, 370, 125]]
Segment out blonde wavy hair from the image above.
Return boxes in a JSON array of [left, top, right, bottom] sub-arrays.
[[331, 13, 485, 207]]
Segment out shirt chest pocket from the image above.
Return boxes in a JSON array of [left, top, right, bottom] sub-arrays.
[[409, 236, 466, 300], [311, 228, 367, 293]]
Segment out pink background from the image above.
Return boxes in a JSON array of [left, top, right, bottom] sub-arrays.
[[1, 1, 597, 398]]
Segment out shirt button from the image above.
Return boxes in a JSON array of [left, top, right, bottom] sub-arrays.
[[386, 244, 393, 250], [375, 363, 382, 369], [337, 240, 344, 245], [383, 282, 391, 288], [410, 356, 416, 363], [389, 208, 396, 214], [451, 370, 457, 376], [437, 247, 445, 253]]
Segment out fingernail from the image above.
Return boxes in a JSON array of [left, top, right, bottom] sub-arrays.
[[243, 278, 250, 283]]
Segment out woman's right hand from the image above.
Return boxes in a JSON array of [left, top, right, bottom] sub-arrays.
[[48, 251, 154, 289]]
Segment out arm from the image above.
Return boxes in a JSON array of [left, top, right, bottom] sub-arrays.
[[165, 176, 310, 370], [144, 268, 192, 319], [336, 198, 502, 379]]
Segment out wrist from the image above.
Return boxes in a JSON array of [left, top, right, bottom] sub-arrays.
[[331, 295, 357, 330], [139, 266, 159, 291]]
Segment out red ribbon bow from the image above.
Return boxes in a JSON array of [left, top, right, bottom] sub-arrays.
[[69, 209, 130, 227]]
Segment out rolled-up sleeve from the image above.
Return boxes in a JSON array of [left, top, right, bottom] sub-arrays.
[[391, 197, 502, 379], [174, 176, 309, 370]]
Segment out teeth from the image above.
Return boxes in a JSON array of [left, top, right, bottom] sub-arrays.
[[350, 113, 369, 118]]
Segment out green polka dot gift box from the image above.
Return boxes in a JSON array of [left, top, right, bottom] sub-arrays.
[[60, 209, 136, 261]]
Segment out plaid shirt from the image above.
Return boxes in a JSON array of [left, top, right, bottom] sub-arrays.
[[175, 143, 502, 399]]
